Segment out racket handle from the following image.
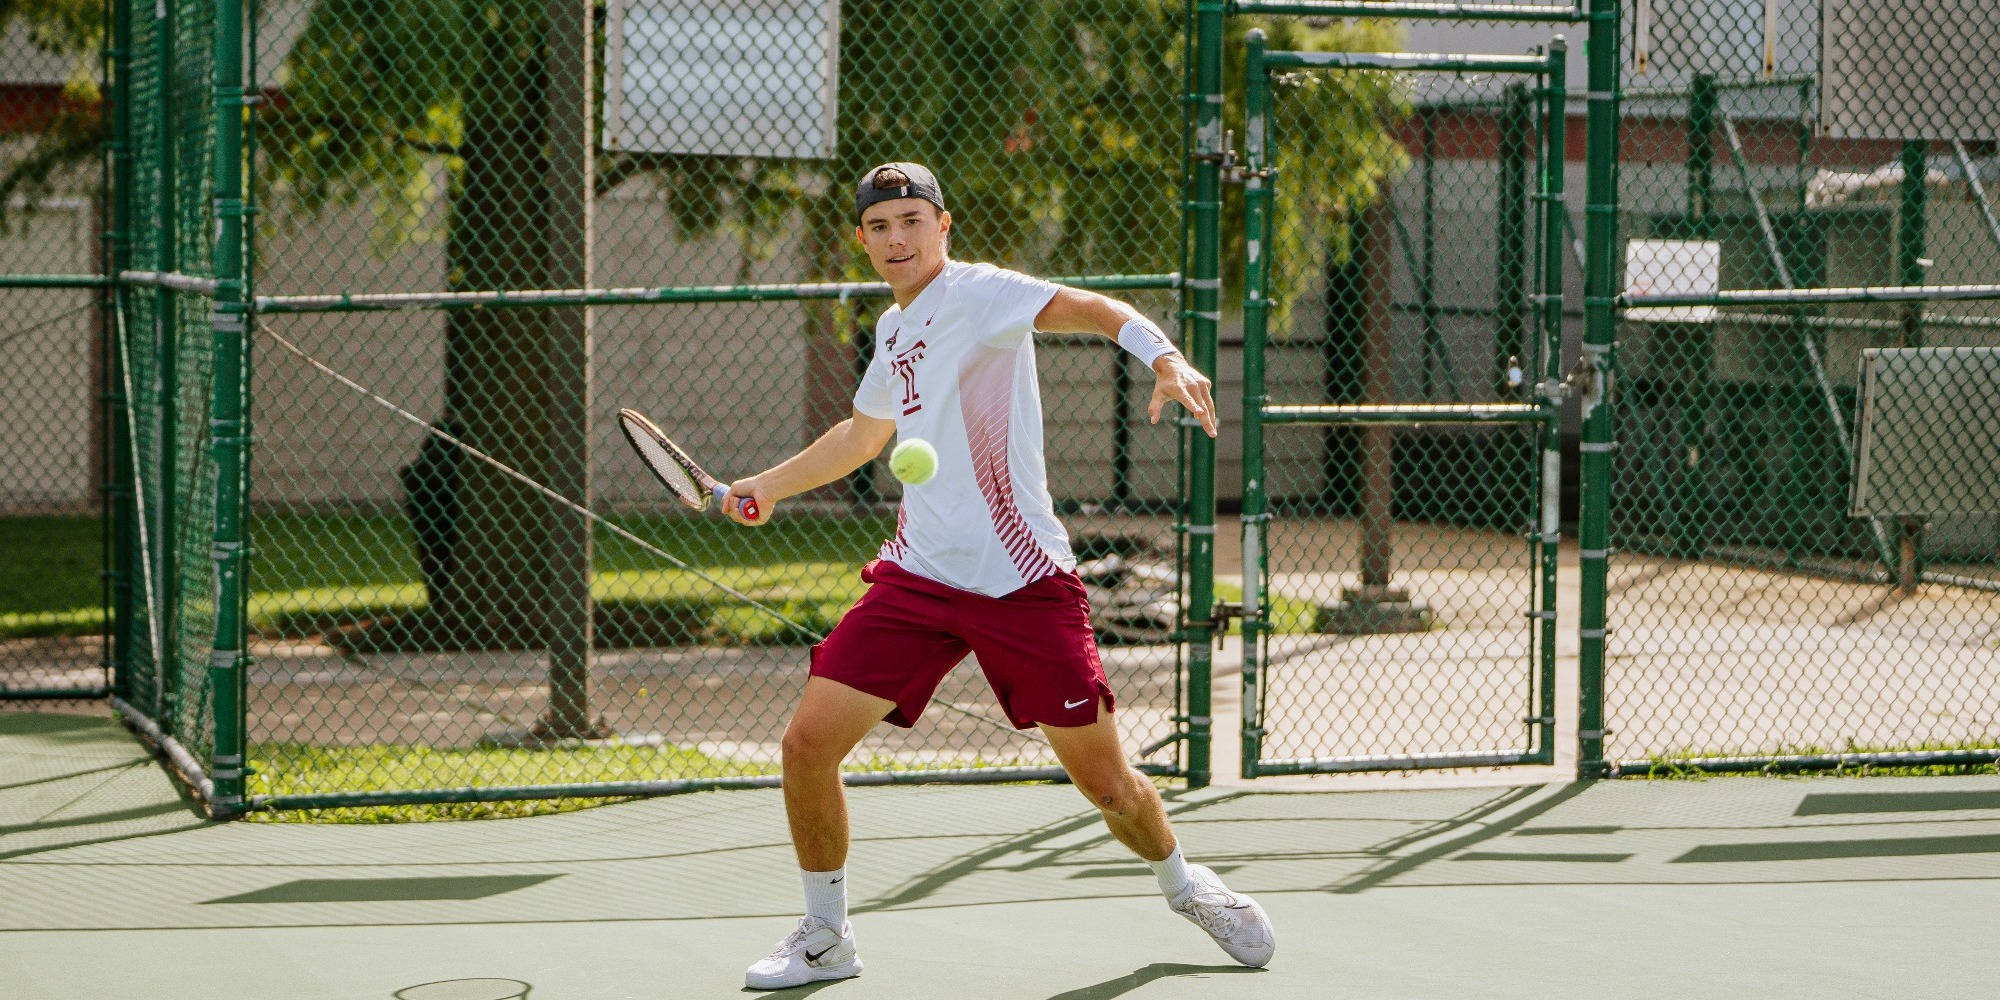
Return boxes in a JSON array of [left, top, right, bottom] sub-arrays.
[[713, 482, 760, 522]]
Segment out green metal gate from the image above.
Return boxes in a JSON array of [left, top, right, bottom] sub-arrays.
[[1236, 32, 1568, 775]]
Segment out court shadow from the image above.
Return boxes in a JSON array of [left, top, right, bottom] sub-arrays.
[[1044, 962, 1262, 1000], [737, 979, 852, 996]]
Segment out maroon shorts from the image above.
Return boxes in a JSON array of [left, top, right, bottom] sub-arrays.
[[809, 559, 1113, 729]]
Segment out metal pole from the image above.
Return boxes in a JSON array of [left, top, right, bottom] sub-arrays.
[[1238, 29, 1270, 779], [1687, 75, 1716, 238], [1534, 37, 1567, 764], [542, 0, 598, 738], [206, 0, 249, 814], [1575, 0, 1619, 778], [1894, 140, 1929, 590], [1182, 0, 1226, 788], [1898, 139, 1929, 347], [1676, 75, 1718, 559], [151, 0, 178, 732], [106, 0, 135, 704]]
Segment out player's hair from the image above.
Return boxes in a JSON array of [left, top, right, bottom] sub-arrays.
[[868, 167, 941, 222], [871, 167, 913, 190]]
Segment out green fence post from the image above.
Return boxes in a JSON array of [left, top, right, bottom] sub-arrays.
[[1182, 0, 1227, 789], [1238, 29, 1270, 779], [1686, 75, 1716, 239], [1576, 0, 1620, 778], [206, 0, 250, 814], [1898, 139, 1929, 348], [1532, 37, 1567, 764], [150, 0, 179, 733], [105, 0, 135, 703]]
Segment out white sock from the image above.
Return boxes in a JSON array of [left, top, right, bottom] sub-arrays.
[[1148, 846, 1194, 899], [801, 867, 848, 929]]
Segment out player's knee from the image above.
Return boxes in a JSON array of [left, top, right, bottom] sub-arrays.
[[781, 722, 846, 770], [1079, 767, 1145, 816]]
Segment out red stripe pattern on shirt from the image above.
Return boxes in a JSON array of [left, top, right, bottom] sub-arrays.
[[880, 503, 910, 561], [958, 346, 1058, 584]]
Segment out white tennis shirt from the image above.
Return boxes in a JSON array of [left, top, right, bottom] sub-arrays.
[[853, 260, 1078, 597]]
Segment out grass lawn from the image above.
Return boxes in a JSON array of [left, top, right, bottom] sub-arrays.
[[242, 740, 779, 822], [0, 516, 103, 636], [3, 512, 895, 641], [239, 741, 1040, 822], [3, 512, 1321, 642]]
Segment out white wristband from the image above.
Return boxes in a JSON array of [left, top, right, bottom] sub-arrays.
[[1117, 317, 1181, 367]]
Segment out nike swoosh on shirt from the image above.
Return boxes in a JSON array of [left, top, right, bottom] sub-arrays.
[[1064, 698, 1090, 709]]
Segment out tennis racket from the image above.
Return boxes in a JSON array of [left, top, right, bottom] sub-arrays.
[[617, 408, 759, 521]]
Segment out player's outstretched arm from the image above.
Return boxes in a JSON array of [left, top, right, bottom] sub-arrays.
[[1035, 286, 1218, 438], [722, 410, 896, 526]]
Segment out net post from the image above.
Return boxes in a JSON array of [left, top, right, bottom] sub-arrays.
[[1575, 0, 1619, 779], [1181, 0, 1228, 790], [1238, 29, 1270, 780], [205, 0, 250, 815]]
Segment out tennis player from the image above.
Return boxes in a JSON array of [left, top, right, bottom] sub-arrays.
[[725, 163, 1274, 990]]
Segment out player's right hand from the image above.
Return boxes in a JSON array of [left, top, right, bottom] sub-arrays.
[[724, 479, 770, 526]]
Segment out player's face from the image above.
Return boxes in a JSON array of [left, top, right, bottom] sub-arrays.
[[856, 200, 951, 287]]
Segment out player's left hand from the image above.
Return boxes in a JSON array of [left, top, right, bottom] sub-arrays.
[[1150, 354, 1218, 438]]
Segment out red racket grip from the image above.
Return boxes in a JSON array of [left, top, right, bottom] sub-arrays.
[[712, 483, 760, 522]]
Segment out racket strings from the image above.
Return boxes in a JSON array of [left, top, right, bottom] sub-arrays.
[[256, 319, 1049, 749], [626, 424, 704, 506]]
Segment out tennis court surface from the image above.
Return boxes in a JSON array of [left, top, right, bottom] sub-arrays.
[[5, 711, 1998, 999]]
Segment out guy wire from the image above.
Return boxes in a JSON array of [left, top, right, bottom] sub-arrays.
[[255, 319, 1048, 748]]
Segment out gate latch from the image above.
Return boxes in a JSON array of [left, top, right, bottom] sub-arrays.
[[1208, 596, 1240, 628]]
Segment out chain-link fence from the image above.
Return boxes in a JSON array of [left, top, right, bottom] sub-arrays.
[[11, 0, 1996, 816], [1236, 33, 1567, 775], [215, 0, 1198, 810], [2, 15, 112, 705], [1606, 0, 2000, 772]]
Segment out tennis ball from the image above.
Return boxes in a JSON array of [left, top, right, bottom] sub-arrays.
[[890, 438, 939, 485]]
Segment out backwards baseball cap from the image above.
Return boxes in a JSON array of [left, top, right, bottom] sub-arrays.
[[855, 162, 946, 223]]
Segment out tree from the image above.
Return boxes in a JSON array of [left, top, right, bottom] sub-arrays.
[[6, 0, 1410, 725], [0, 0, 102, 228]]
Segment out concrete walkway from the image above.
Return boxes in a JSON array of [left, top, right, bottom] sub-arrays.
[[5, 711, 1999, 999]]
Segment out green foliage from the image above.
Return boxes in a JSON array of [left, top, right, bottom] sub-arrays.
[[0, 0, 100, 57], [1226, 15, 1409, 331], [260, 0, 1183, 283], [0, 0, 102, 231], [258, 0, 472, 245]]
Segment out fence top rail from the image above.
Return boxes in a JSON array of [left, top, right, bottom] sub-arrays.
[[1229, 1, 1587, 23], [253, 273, 1180, 313], [118, 270, 222, 295], [0, 274, 108, 289], [1263, 402, 1550, 424], [1621, 284, 2000, 308], [1262, 50, 1553, 74]]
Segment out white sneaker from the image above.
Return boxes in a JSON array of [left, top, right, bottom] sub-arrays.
[[744, 917, 863, 990], [1169, 864, 1276, 967]]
